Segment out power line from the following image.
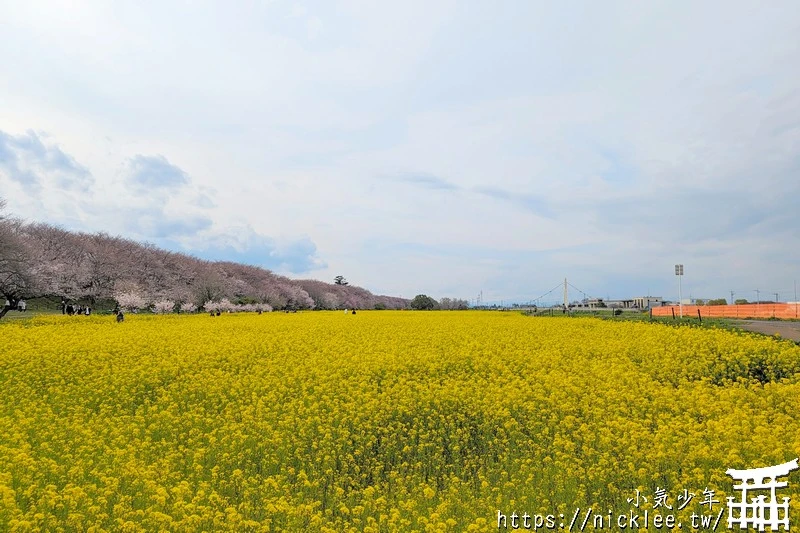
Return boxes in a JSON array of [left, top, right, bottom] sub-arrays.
[[567, 281, 599, 301], [531, 282, 567, 305]]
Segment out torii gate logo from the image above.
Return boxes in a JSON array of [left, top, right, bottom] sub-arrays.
[[726, 458, 799, 531]]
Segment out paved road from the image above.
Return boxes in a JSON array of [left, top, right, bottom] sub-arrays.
[[730, 320, 800, 342]]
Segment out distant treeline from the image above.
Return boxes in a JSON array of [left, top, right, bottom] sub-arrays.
[[0, 200, 408, 317]]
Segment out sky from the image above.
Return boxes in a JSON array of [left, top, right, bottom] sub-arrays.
[[1, 1, 800, 305]]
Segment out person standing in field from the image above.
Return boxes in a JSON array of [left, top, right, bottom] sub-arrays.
[[61, 299, 66, 314], [116, 311, 124, 323]]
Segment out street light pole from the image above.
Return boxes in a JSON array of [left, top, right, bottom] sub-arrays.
[[756, 289, 760, 317], [675, 264, 684, 318]]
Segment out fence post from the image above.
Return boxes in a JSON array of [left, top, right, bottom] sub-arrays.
[[672, 307, 675, 320], [697, 309, 702, 323]]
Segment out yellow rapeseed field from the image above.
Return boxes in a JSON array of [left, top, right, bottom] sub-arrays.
[[1, 311, 799, 532]]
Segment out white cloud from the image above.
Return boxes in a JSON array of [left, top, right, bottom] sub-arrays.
[[125, 154, 189, 191]]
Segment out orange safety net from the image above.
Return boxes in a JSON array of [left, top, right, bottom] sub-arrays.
[[651, 303, 800, 320]]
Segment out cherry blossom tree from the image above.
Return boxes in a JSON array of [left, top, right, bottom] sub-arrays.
[[439, 297, 469, 310], [152, 299, 175, 314], [114, 290, 148, 312], [24, 223, 88, 302], [0, 201, 40, 318], [218, 298, 235, 312], [0, 199, 409, 318], [203, 301, 220, 313]]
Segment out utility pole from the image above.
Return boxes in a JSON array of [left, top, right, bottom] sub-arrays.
[[774, 292, 779, 303], [563, 278, 568, 308], [730, 290, 735, 305]]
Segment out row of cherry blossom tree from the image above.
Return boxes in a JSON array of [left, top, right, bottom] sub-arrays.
[[0, 199, 409, 318]]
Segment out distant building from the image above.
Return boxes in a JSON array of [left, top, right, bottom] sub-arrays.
[[582, 298, 607, 309], [632, 297, 662, 309], [581, 298, 632, 309], [575, 297, 662, 310]]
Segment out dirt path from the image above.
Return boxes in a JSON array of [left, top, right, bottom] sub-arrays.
[[729, 319, 800, 342]]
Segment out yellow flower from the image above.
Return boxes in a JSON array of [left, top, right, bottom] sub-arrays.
[[0, 312, 797, 530]]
